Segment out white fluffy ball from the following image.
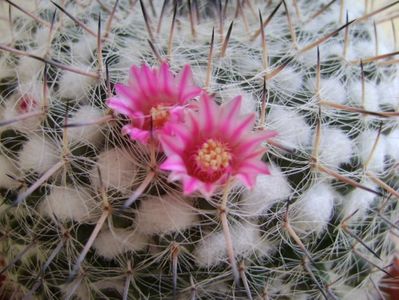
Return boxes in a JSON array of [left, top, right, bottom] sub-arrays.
[[348, 80, 379, 112], [270, 66, 303, 96], [19, 135, 59, 174], [342, 179, 377, 222], [72, 36, 97, 64], [378, 78, 399, 109], [39, 186, 97, 222], [91, 148, 138, 194], [0, 155, 19, 189], [67, 105, 105, 145], [16, 48, 46, 82], [292, 183, 337, 234], [240, 164, 291, 216], [194, 222, 273, 268], [306, 77, 347, 104], [316, 127, 353, 169], [135, 194, 198, 236], [93, 227, 148, 259], [267, 107, 312, 150], [385, 129, 399, 161], [59, 68, 96, 100], [357, 129, 386, 173]]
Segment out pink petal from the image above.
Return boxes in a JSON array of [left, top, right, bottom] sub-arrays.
[[218, 103, 254, 139], [122, 125, 150, 144], [238, 161, 270, 175], [159, 134, 185, 155], [237, 149, 265, 162], [160, 62, 174, 96], [178, 65, 192, 101], [200, 183, 218, 199], [235, 172, 256, 189], [228, 113, 256, 138], [198, 94, 217, 132], [165, 121, 191, 141], [180, 87, 203, 102], [237, 130, 277, 154], [186, 110, 201, 137], [222, 96, 242, 121], [114, 83, 138, 103], [130, 65, 151, 99], [183, 176, 201, 194], [142, 64, 157, 96], [160, 155, 187, 172], [107, 98, 136, 116]]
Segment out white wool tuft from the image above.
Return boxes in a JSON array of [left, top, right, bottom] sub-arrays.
[[386, 129, 399, 161], [0, 19, 11, 44], [376, 31, 395, 56], [378, 78, 399, 109], [348, 80, 379, 112], [67, 105, 104, 145], [16, 48, 46, 82], [302, 9, 336, 33], [306, 77, 347, 104], [59, 68, 96, 100], [292, 183, 336, 234], [357, 129, 386, 173], [341, 0, 365, 19], [266, 107, 311, 150], [19, 135, 58, 174], [39, 185, 96, 223], [270, 66, 303, 95], [342, 179, 377, 222], [240, 164, 291, 216], [91, 148, 137, 194], [194, 222, 273, 268], [347, 40, 376, 62], [232, 53, 265, 76], [0, 55, 14, 80], [135, 194, 198, 236], [93, 227, 148, 259], [35, 27, 50, 47], [316, 127, 353, 169], [0, 155, 19, 189], [190, 65, 210, 88], [72, 36, 98, 64], [36, 0, 54, 9], [296, 41, 341, 67]]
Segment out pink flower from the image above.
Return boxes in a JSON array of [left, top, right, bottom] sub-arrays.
[[159, 94, 277, 197], [107, 62, 202, 144]]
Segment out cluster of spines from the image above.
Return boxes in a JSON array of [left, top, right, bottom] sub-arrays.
[[0, 0, 399, 299]]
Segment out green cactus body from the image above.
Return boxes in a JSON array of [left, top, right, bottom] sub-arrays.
[[0, 0, 398, 299]]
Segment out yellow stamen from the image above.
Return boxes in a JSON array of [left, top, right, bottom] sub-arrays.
[[195, 139, 232, 172], [150, 105, 170, 128]]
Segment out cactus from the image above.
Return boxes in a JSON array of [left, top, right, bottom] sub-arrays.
[[1, 0, 399, 299]]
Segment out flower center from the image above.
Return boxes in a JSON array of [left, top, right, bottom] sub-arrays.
[[195, 139, 232, 172], [150, 105, 170, 128]]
